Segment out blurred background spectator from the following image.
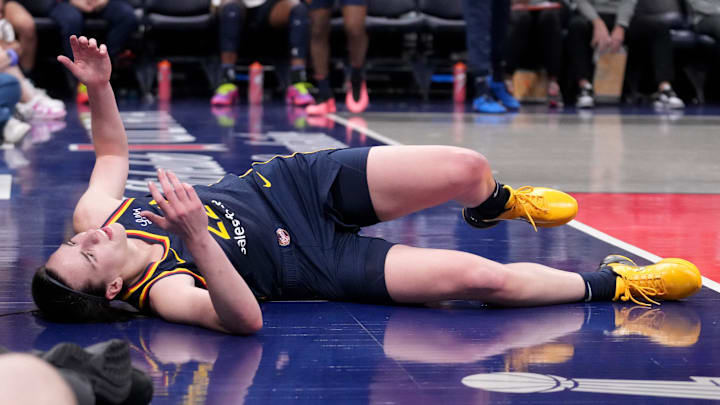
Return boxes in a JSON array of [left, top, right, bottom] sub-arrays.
[[306, 0, 369, 115], [211, 0, 313, 107], [1, 0, 37, 76], [506, 0, 567, 108], [463, 0, 520, 114]]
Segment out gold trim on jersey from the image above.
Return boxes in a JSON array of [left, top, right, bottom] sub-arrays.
[[122, 230, 171, 300], [137, 268, 207, 310], [104, 198, 135, 227], [238, 149, 337, 187]]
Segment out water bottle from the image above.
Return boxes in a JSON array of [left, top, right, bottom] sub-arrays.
[[157, 60, 172, 101], [248, 61, 263, 104], [453, 62, 467, 103]]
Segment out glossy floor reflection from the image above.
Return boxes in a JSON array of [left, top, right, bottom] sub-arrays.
[[1, 100, 718, 404]]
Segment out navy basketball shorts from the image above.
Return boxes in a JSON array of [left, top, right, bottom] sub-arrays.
[[307, 0, 366, 10], [325, 147, 395, 303]]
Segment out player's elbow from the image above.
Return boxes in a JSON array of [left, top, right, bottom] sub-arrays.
[[224, 312, 263, 335], [244, 313, 264, 334]]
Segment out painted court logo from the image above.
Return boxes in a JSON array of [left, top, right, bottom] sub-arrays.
[[276, 228, 290, 246], [461, 372, 720, 401]]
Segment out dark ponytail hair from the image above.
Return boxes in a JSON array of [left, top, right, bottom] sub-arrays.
[[31, 266, 138, 323]]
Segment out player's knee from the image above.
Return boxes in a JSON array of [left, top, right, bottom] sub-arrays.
[[459, 259, 510, 296], [445, 148, 489, 190]]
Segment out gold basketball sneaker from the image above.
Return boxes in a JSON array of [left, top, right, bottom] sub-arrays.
[[602, 255, 703, 306], [463, 185, 578, 231]]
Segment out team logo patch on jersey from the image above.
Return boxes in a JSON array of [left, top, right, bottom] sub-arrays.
[[276, 228, 291, 246]]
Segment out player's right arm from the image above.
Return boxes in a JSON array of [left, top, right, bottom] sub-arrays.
[[58, 36, 129, 231]]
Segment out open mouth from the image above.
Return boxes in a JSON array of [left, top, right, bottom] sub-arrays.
[[101, 226, 113, 240]]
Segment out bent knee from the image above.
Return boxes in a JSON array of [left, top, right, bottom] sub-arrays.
[[444, 148, 490, 190]]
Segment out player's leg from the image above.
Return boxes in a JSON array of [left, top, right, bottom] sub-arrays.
[[384, 245, 703, 307], [365, 145, 495, 221], [384, 245, 586, 306], [364, 145, 577, 230]]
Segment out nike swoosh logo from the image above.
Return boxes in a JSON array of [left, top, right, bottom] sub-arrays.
[[492, 182, 500, 198], [254, 171, 271, 188]]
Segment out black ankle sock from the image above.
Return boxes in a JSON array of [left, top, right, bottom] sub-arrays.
[[316, 78, 332, 102], [465, 180, 510, 220], [221, 64, 235, 83], [492, 70, 504, 83], [290, 67, 307, 85], [580, 266, 618, 302], [475, 76, 489, 98], [350, 67, 364, 100]]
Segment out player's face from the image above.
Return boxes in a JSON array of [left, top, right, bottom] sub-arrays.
[[46, 223, 129, 291]]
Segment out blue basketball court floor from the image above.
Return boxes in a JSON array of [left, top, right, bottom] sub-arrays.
[[1, 99, 720, 404]]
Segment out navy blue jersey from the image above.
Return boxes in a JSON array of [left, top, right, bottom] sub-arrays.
[[103, 149, 394, 313], [104, 174, 287, 312]]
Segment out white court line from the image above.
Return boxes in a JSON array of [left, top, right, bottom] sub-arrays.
[[0, 174, 10, 200], [327, 114, 402, 145], [569, 221, 720, 293], [325, 113, 720, 294]]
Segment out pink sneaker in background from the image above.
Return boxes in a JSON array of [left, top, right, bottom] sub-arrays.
[[285, 82, 314, 106], [211, 83, 239, 106]]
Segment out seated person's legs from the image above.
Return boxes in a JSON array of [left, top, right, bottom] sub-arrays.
[[627, 18, 684, 109], [268, 0, 314, 106], [96, 0, 139, 59], [0, 72, 30, 146], [48, 2, 83, 58], [306, 0, 335, 114], [4, 0, 37, 74], [341, 1, 368, 113], [537, 8, 564, 107], [212, 0, 245, 106], [464, 0, 507, 113]]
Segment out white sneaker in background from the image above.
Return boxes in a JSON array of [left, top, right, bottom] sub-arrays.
[[576, 83, 595, 109], [653, 84, 685, 110], [16, 94, 67, 120], [2, 117, 31, 145]]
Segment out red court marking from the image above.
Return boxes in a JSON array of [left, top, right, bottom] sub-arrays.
[[70, 144, 227, 151], [572, 193, 720, 282]]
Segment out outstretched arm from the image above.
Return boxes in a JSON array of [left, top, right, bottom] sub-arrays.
[[58, 36, 129, 230], [141, 169, 263, 334]]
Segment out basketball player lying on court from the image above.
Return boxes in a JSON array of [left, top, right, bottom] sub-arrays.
[[31, 36, 703, 334]]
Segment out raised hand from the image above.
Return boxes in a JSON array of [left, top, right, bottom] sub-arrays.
[[140, 169, 209, 243], [57, 35, 111, 87]]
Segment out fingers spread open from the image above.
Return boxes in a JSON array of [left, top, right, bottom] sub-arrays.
[[184, 183, 200, 204], [157, 168, 179, 205], [166, 170, 189, 202], [148, 179, 173, 216]]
